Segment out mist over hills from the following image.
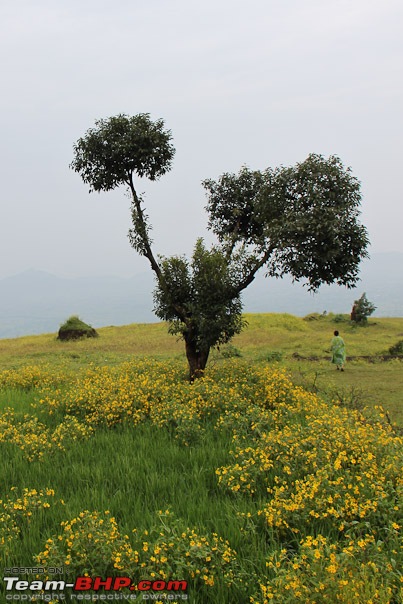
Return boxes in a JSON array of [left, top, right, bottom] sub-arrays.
[[242, 252, 403, 318], [0, 252, 402, 339]]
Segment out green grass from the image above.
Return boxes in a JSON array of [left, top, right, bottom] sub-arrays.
[[0, 323, 185, 378], [1, 311, 402, 361], [288, 358, 403, 425], [234, 314, 403, 426], [1, 422, 258, 558], [1, 312, 402, 424], [1, 313, 402, 603]]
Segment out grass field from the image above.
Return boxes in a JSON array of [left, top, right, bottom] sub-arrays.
[[1, 313, 402, 603], [1, 312, 402, 423]]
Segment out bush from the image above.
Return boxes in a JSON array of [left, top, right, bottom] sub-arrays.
[[267, 350, 284, 362], [350, 293, 376, 324], [220, 344, 242, 358], [333, 314, 346, 323], [57, 315, 98, 341], [389, 340, 403, 356]]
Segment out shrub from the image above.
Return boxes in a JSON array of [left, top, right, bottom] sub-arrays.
[[220, 344, 242, 358], [350, 293, 376, 324], [333, 313, 346, 323], [267, 350, 284, 362], [36, 509, 243, 594], [1, 487, 55, 557], [35, 510, 138, 575], [57, 316, 98, 341], [389, 340, 403, 356]]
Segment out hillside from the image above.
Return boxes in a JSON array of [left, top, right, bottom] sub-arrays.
[[1, 313, 402, 425], [1, 312, 403, 603], [0, 252, 402, 338]]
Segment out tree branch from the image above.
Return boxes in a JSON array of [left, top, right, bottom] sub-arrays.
[[231, 246, 274, 297], [128, 174, 188, 324]]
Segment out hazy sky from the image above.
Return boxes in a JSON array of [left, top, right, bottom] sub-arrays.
[[0, 0, 402, 279]]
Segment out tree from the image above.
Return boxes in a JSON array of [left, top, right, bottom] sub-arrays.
[[71, 114, 369, 380], [153, 238, 246, 378], [350, 292, 376, 324]]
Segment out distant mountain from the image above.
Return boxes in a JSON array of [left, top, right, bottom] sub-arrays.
[[0, 270, 156, 339], [0, 252, 402, 339], [243, 252, 403, 318]]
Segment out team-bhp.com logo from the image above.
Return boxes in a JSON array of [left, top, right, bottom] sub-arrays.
[[3, 574, 188, 601]]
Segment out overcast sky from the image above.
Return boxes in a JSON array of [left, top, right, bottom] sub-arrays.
[[0, 0, 402, 279]]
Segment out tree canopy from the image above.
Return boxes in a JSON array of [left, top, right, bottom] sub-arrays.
[[203, 154, 368, 292], [70, 113, 175, 192], [71, 114, 369, 379]]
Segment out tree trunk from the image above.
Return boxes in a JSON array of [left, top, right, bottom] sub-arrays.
[[185, 339, 210, 382]]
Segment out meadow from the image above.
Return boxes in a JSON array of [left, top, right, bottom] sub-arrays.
[[0, 313, 402, 603]]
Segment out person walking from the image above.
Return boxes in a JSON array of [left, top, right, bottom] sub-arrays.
[[331, 330, 346, 371]]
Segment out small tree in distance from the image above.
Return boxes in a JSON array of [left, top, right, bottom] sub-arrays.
[[350, 292, 376, 325], [71, 113, 370, 380]]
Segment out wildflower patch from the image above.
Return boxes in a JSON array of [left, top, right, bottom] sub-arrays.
[[1, 358, 403, 602]]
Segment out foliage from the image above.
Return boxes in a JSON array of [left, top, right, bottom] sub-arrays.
[[251, 531, 403, 603], [57, 315, 98, 341], [1, 358, 403, 602], [154, 238, 246, 357], [350, 292, 377, 324], [70, 113, 175, 191], [0, 365, 58, 390], [1, 314, 403, 423], [266, 350, 284, 362], [36, 509, 138, 575], [0, 408, 93, 461], [135, 510, 242, 591], [220, 344, 242, 358], [36, 509, 243, 597], [389, 340, 403, 356], [333, 313, 346, 323], [1, 487, 55, 561], [71, 115, 369, 378], [204, 154, 369, 291], [160, 153, 369, 377]]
